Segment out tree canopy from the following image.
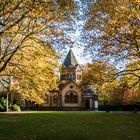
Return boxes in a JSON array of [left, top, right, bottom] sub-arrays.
[[0, 0, 76, 104], [85, 0, 140, 62], [0, 0, 76, 73], [83, 0, 140, 87]]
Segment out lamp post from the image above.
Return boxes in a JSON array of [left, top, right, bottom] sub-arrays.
[[6, 92, 9, 112]]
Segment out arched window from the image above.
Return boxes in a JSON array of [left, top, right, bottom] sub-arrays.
[[65, 74, 68, 80], [68, 73, 74, 80], [53, 95, 58, 104], [61, 75, 64, 80], [74, 95, 78, 103], [65, 91, 78, 103], [77, 74, 81, 80], [61, 74, 66, 80]]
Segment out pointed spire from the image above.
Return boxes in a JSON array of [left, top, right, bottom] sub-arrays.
[[63, 48, 79, 68]]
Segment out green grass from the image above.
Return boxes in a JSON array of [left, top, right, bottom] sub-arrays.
[[0, 112, 140, 140]]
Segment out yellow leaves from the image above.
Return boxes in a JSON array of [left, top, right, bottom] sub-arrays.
[[122, 59, 140, 88], [5, 39, 59, 104], [45, 14, 51, 20], [86, 0, 140, 61], [29, 0, 56, 19], [0, 0, 76, 104], [82, 61, 116, 88]]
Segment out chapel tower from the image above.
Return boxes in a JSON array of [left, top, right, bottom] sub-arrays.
[[60, 48, 82, 83]]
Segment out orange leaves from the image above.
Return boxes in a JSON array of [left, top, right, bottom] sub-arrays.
[[123, 89, 140, 105]]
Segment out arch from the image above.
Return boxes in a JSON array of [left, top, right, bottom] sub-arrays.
[[65, 91, 78, 103], [61, 74, 66, 80], [77, 74, 81, 80], [68, 73, 74, 80], [61, 74, 64, 80], [85, 99, 90, 109]]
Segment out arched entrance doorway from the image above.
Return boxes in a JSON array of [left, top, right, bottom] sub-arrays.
[[85, 99, 90, 109]]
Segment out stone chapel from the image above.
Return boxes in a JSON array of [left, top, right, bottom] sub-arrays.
[[42, 48, 98, 110]]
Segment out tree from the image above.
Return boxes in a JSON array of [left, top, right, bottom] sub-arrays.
[[86, 0, 140, 59], [0, 76, 12, 111], [85, 0, 140, 80], [101, 80, 127, 106], [82, 61, 116, 87], [81, 61, 130, 107], [0, 0, 76, 73], [121, 60, 140, 105], [1, 40, 59, 105], [119, 59, 140, 88], [82, 60, 140, 107], [123, 88, 140, 105], [0, 0, 76, 110], [81, 61, 117, 105]]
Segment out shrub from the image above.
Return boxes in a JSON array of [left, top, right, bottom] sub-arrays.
[[12, 104, 21, 112], [0, 103, 5, 111], [0, 97, 6, 107], [0, 97, 6, 112]]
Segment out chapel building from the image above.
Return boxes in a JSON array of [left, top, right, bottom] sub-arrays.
[[42, 48, 98, 110]]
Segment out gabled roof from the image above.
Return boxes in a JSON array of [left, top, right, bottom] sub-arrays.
[[63, 49, 79, 68], [58, 80, 80, 90]]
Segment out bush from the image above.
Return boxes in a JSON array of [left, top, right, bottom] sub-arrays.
[[12, 104, 21, 111], [0, 97, 6, 106], [0, 97, 6, 112], [0, 103, 5, 111]]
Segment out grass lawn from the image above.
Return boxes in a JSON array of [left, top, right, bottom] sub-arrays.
[[0, 111, 140, 140]]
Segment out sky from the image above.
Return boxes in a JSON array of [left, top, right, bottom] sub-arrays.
[[60, 0, 94, 65]]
